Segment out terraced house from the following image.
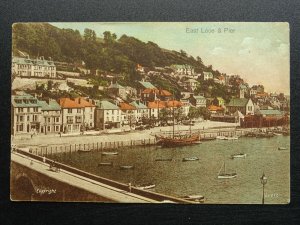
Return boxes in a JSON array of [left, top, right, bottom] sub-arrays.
[[11, 92, 42, 135], [95, 100, 121, 130], [12, 56, 56, 78], [38, 99, 62, 134]]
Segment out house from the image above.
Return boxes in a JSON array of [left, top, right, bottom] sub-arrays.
[[137, 81, 156, 96], [119, 102, 136, 126], [38, 99, 62, 134], [107, 82, 126, 99], [239, 84, 248, 98], [188, 94, 206, 108], [11, 92, 42, 135], [136, 64, 145, 73], [141, 88, 173, 103], [227, 98, 254, 115], [125, 86, 137, 98], [208, 105, 224, 114], [214, 75, 226, 85], [171, 64, 194, 75], [256, 109, 283, 118], [58, 98, 89, 133], [250, 87, 257, 96], [212, 97, 225, 107], [12, 56, 56, 78], [203, 72, 213, 80], [147, 100, 166, 120], [95, 100, 121, 130], [179, 99, 191, 117], [130, 100, 149, 123], [182, 79, 199, 92], [77, 97, 96, 129]]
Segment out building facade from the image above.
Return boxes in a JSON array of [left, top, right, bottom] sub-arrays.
[[95, 100, 121, 130], [39, 99, 62, 134], [11, 92, 42, 135], [12, 56, 56, 78]]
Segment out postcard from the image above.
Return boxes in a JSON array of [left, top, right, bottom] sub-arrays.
[[10, 22, 290, 204]]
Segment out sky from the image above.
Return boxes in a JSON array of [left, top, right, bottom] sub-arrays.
[[51, 22, 290, 94]]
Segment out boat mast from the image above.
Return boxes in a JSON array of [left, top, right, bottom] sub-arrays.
[[172, 99, 175, 139]]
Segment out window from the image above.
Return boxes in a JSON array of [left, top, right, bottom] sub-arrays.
[[48, 118, 51, 123], [90, 114, 93, 119], [47, 126, 51, 132], [33, 108, 38, 112], [77, 109, 81, 113], [27, 116, 30, 121], [75, 116, 82, 123], [18, 108, 23, 113], [68, 108, 72, 113], [33, 115, 38, 121], [19, 116, 24, 122], [55, 126, 59, 132], [248, 106, 252, 111], [55, 117, 59, 123], [67, 116, 73, 124]]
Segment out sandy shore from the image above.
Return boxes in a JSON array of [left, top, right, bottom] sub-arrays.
[[13, 120, 239, 147]]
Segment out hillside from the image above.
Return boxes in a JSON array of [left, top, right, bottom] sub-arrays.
[[12, 23, 221, 76]]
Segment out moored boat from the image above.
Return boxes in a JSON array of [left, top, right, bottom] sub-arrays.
[[278, 147, 288, 150], [182, 156, 199, 162], [201, 136, 216, 141], [78, 149, 92, 153], [120, 165, 134, 170], [102, 151, 118, 155], [217, 161, 237, 179], [230, 153, 247, 159], [182, 195, 205, 203]]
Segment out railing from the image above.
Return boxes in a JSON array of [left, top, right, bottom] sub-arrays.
[[14, 149, 193, 203]]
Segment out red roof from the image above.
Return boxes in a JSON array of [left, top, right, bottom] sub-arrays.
[[148, 100, 183, 109], [58, 97, 95, 108], [142, 88, 172, 96], [148, 100, 166, 109], [208, 105, 224, 111], [119, 102, 136, 110]]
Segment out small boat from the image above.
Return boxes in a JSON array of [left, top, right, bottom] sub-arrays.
[[216, 136, 226, 140], [273, 133, 283, 136], [136, 183, 156, 190], [278, 147, 288, 150], [119, 165, 134, 170], [78, 149, 92, 153], [230, 153, 247, 159], [155, 158, 173, 162], [182, 195, 205, 203], [98, 162, 113, 166], [182, 156, 199, 162], [102, 151, 118, 155], [217, 161, 237, 179]]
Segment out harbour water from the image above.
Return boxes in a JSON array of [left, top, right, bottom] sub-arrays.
[[51, 135, 290, 204]]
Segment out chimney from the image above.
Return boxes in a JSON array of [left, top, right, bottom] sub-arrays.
[[78, 98, 81, 104]]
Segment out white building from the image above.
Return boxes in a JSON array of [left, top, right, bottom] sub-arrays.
[[11, 92, 42, 135], [12, 56, 56, 78], [171, 64, 194, 75], [203, 72, 213, 80], [38, 99, 62, 134], [95, 100, 121, 130]]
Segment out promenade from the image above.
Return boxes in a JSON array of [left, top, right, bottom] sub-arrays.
[[13, 120, 239, 147]]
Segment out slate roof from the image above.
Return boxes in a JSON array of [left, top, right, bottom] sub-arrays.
[[38, 100, 61, 111], [12, 57, 55, 66], [130, 101, 148, 109], [96, 100, 119, 110], [12, 93, 40, 107], [108, 82, 124, 89], [257, 109, 283, 116], [139, 81, 156, 89], [227, 98, 249, 107]]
